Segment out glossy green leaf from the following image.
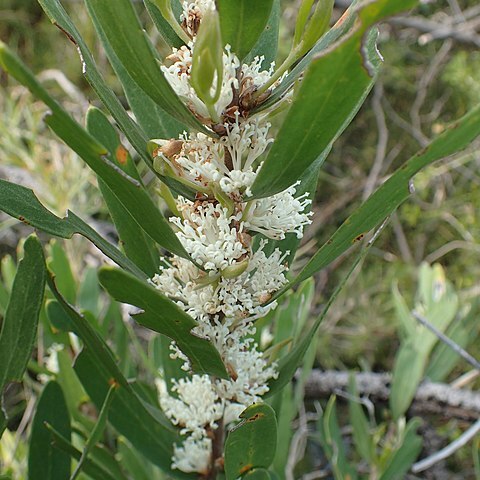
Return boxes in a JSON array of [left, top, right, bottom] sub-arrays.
[[224, 403, 277, 480], [379, 418, 422, 480], [0, 179, 145, 279], [84, 0, 207, 133], [286, 102, 480, 291], [250, 25, 382, 199], [74, 350, 189, 478], [251, 0, 419, 199], [318, 396, 358, 480], [0, 42, 188, 260], [98, 267, 229, 379], [36, 0, 151, 164], [0, 236, 46, 396], [86, 108, 159, 277], [28, 381, 71, 480], [87, 11, 184, 140], [46, 111, 188, 259], [244, 0, 280, 68], [216, 0, 274, 60], [71, 385, 117, 480], [144, 0, 184, 49]]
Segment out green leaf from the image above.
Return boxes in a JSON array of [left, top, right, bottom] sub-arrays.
[[46, 424, 117, 480], [216, 0, 274, 61], [348, 376, 375, 463], [117, 438, 159, 480], [74, 350, 189, 478], [242, 469, 274, 480], [87, 11, 184, 140], [271, 384, 294, 475], [98, 267, 228, 379], [36, 0, 151, 165], [84, 0, 207, 133], [46, 271, 131, 390], [28, 381, 71, 480], [47, 112, 187, 259], [258, 0, 411, 111], [47, 240, 77, 304], [71, 385, 117, 480], [86, 107, 160, 277], [318, 396, 358, 480], [0, 179, 145, 279], [244, 0, 280, 68], [78, 267, 101, 316], [0, 236, 46, 395], [144, 0, 184, 49], [390, 342, 425, 420], [379, 418, 422, 480], [0, 42, 189, 260], [286, 102, 480, 291], [224, 403, 277, 480], [250, 22, 382, 199]]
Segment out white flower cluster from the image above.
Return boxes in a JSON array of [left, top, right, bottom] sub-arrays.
[[150, 1, 314, 473]]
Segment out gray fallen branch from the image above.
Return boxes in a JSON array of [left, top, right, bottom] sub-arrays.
[[303, 370, 480, 420]]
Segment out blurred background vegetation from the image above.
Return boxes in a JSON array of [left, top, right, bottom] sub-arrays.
[[1, 0, 479, 478]]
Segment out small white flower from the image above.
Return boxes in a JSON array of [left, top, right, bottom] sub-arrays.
[[172, 435, 212, 474], [162, 43, 239, 121], [171, 199, 247, 272], [245, 182, 313, 240]]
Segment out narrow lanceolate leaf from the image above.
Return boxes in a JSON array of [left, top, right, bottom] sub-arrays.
[[0, 180, 145, 279], [36, 0, 150, 164], [74, 350, 189, 478], [251, 0, 418, 199], [86, 108, 159, 277], [87, 5, 185, 140], [0, 43, 189, 259], [84, 0, 207, 133], [0, 236, 46, 396], [98, 267, 229, 379], [216, 0, 274, 61], [144, 0, 184, 49], [289, 103, 480, 289], [28, 382, 71, 480], [224, 404, 277, 480], [244, 0, 281, 68]]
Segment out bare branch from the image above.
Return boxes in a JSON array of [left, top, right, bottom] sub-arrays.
[[303, 370, 480, 420]]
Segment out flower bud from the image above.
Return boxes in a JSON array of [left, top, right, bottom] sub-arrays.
[[221, 259, 249, 279], [190, 9, 223, 120], [211, 183, 235, 217]]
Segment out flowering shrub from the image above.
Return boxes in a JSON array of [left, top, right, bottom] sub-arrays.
[[1, 0, 480, 478]]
